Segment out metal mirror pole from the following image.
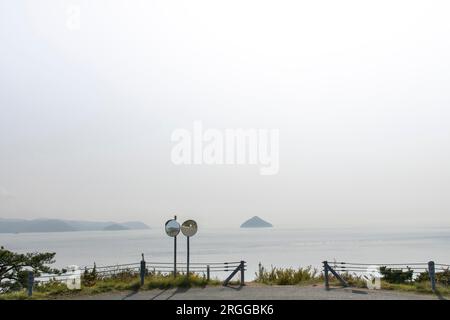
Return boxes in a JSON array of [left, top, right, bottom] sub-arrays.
[[187, 236, 190, 277], [174, 235, 177, 277], [173, 215, 178, 278], [181, 220, 197, 279]]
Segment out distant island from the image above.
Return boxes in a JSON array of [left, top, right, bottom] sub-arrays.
[[0, 218, 149, 233], [240, 216, 273, 228], [102, 223, 130, 231]]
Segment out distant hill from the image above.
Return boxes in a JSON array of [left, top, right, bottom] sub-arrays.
[[240, 216, 273, 228], [0, 219, 75, 233], [103, 224, 130, 231], [120, 221, 150, 230], [63, 220, 116, 231], [0, 218, 150, 233]]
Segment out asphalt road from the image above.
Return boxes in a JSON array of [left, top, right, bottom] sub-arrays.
[[68, 285, 440, 300]]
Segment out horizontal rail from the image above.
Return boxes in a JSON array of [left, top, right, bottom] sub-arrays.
[[330, 269, 427, 274], [329, 262, 428, 266], [35, 260, 246, 283], [83, 261, 242, 269]]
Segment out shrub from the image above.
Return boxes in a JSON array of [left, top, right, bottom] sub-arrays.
[[379, 266, 413, 284], [415, 268, 450, 286], [0, 246, 59, 293], [82, 263, 98, 287]]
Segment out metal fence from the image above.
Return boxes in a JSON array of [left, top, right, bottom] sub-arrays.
[[30, 258, 247, 296], [77, 260, 246, 280], [322, 260, 450, 292]]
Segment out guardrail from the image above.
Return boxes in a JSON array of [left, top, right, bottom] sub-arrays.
[[322, 260, 449, 293], [29, 256, 246, 296]]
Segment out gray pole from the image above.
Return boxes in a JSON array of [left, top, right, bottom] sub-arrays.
[[428, 261, 436, 293], [323, 261, 329, 290], [27, 271, 34, 297], [140, 254, 146, 286], [240, 261, 245, 285], [174, 236, 177, 277], [187, 236, 190, 277]]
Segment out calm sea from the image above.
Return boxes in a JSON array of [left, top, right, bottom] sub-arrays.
[[1, 227, 449, 279]]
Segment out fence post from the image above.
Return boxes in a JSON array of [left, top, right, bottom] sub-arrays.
[[27, 271, 34, 297], [240, 261, 245, 286], [428, 261, 436, 293], [206, 265, 210, 282], [140, 254, 146, 286], [323, 261, 329, 290]]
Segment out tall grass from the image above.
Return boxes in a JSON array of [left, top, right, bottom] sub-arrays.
[[255, 264, 322, 285]]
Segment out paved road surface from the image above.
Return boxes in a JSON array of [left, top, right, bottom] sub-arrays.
[[68, 285, 440, 300]]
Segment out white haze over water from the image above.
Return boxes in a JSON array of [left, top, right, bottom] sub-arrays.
[[1, 227, 449, 279], [1, 1, 450, 228]]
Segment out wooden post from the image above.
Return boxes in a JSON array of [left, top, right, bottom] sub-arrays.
[[206, 265, 210, 282], [327, 263, 349, 287], [27, 271, 34, 297], [223, 263, 244, 286], [428, 261, 436, 293], [323, 261, 329, 290], [240, 261, 245, 286], [140, 254, 146, 286]]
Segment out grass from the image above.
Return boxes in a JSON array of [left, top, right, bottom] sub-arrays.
[[381, 281, 450, 296], [255, 265, 323, 286], [254, 265, 365, 287], [0, 273, 221, 300]]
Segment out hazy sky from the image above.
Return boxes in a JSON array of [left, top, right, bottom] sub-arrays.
[[1, 0, 450, 228]]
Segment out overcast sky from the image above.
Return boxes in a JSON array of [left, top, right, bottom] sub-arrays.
[[1, 0, 450, 228]]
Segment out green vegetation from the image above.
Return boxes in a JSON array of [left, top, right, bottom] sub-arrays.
[[255, 264, 322, 285], [0, 272, 221, 300], [255, 263, 449, 297], [379, 266, 413, 284], [254, 264, 367, 287], [0, 246, 60, 293], [415, 268, 450, 285], [381, 281, 450, 296]]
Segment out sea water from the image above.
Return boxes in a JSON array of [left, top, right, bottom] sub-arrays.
[[1, 227, 449, 279]]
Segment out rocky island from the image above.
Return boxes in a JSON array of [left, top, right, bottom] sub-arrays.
[[240, 216, 273, 228]]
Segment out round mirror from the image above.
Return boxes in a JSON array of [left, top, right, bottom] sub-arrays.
[[165, 219, 180, 237], [181, 220, 198, 237]]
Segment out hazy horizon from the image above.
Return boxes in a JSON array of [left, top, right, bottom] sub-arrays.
[[1, 1, 450, 228]]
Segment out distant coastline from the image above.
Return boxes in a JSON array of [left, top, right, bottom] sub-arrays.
[[0, 218, 149, 234]]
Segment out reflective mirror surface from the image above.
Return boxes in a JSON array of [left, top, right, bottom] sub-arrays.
[[181, 220, 198, 237], [165, 219, 180, 237]]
